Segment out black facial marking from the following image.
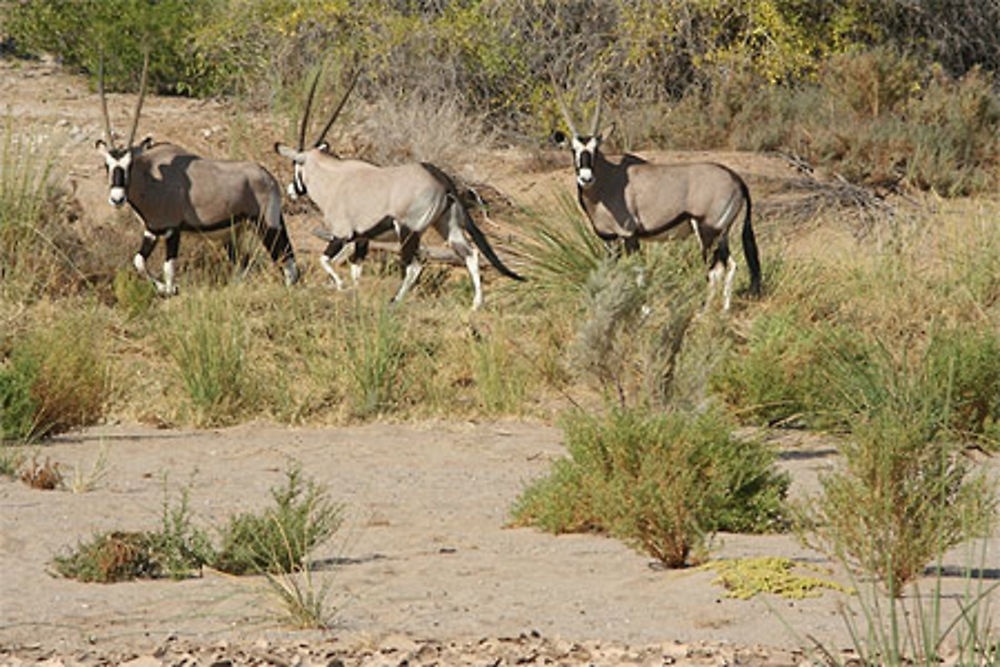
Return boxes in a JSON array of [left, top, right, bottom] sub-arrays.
[[111, 166, 126, 187]]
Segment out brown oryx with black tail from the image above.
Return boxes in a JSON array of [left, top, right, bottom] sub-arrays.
[[95, 53, 299, 295], [274, 70, 525, 310], [550, 75, 761, 310]]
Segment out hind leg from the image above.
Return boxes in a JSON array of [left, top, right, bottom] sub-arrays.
[[705, 239, 732, 311], [435, 205, 483, 309], [391, 226, 423, 304], [261, 220, 299, 286]]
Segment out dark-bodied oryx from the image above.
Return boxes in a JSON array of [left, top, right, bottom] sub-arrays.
[[95, 54, 299, 295], [274, 71, 525, 310], [551, 78, 761, 310]]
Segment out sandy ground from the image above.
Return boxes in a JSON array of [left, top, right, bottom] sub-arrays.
[[1, 57, 998, 666], [2, 423, 997, 665]]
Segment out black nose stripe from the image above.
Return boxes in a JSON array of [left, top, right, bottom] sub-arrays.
[[578, 150, 593, 171], [111, 166, 126, 188]]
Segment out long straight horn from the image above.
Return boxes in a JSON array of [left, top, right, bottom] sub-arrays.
[[97, 54, 114, 146], [125, 49, 150, 148], [298, 69, 321, 151], [548, 68, 580, 137], [314, 68, 360, 148], [589, 84, 602, 136]]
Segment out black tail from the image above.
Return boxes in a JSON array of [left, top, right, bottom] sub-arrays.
[[739, 179, 762, 297], [421, 162, 526, 282]]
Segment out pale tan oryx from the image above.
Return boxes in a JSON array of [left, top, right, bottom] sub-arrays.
[[94, 54, 299, 296], [274, 71, 525, 309], [550, 76, 761, 310]]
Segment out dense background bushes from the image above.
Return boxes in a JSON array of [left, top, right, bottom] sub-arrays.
[[4, 0, 999, 193]]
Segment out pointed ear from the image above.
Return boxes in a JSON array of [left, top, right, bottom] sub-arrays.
[[316, 142, 330, 153], [551, 130, 567, 146], [598, 122, 616, 140], [95, 139, 108, 152], [274, 143, 305, 163], [139, 136, 154, 149]]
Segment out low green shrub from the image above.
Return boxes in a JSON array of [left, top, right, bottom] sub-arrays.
[[712, 311, 862, 428], [112, 267, 157, 321], [213, 465, 343, 576], [53, 485, 214, 582], [511, 406, 789, 567], [798, 336, 999, 591]]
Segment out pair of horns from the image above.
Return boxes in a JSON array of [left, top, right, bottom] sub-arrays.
[[549, 69, 602, 138], [298, 66, 361, 151], [99, 49, 149, 149]]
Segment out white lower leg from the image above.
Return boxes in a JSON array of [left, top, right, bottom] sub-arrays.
[[133, 252, 167, 295], [283, 258, 300, 286], [350, 262, 363, 286], [722, 256, 737, 311], [465, 250, 483, 310], [392, 261, 423, 303], [706, 262, 725, 310], [320, 254, 346, 290], [162, 258, 177, 296]]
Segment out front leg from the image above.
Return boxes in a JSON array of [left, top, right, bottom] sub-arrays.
[[162, 229, 180, 296], [320, 237, 352, 290], [133, 230, 172, 296]]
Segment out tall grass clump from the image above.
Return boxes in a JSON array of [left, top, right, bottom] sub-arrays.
[[0, 117, 82, 303], [470, 334, 526, 416], [342, 300, 407, 419], [515, 194, 607, 301], [0, 310, 109, 442], [512, 406, 789, 567], [160, 291, 254, 427], [798, 338, 998, 591], [829, 543, 1000, 666]]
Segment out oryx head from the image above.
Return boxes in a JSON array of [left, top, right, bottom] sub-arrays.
[[95, 51, 150, 208], [549, 72, 611, 190], [275, 67, 359, 200]]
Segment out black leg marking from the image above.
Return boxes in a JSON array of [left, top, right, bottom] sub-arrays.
[[138, 233, 158, 260], [623, 236, 640, 255], [710, 238, 730, 271], [262, 224, 295, 263], [350, 238, 370, 263], [164, 230, 181, 261], [398, 226, 421, 272], [324, 238, 346, 259]]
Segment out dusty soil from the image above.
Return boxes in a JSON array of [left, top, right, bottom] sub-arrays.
[[1, 57, 998, 666]]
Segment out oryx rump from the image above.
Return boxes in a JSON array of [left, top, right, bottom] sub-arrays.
[[275, 70, 524, 309], [95, 54, 299, 295], [551, 78, 761, 310]]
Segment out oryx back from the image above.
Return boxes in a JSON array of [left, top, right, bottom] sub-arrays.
[[628, 161, 745, 242], [303, 152, 446, 238], [129, 143, 281, 234]]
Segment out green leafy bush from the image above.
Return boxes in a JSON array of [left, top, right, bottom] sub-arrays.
[[4, 0, 212, 93], [799, 336, 999, 590], [511, 406, 789, 567], [213, 465, 343, 576], [53, 485, 214, 582]]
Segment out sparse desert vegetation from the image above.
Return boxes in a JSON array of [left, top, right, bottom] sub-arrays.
[[1, 1, 998, 663]]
